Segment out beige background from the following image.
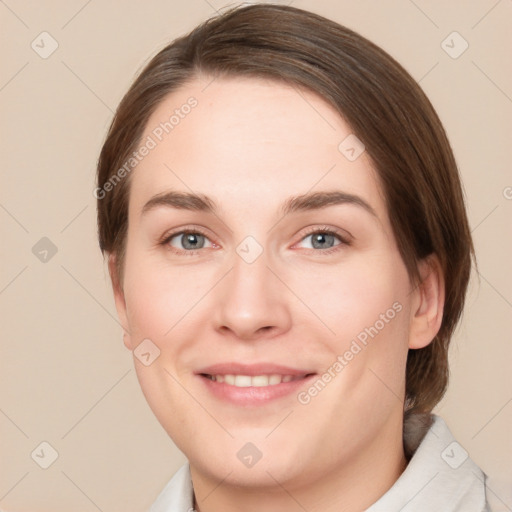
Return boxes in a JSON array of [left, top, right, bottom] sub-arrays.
[[1, 0, 511, 510]]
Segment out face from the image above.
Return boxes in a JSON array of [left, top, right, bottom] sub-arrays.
[[112, 75, 434, 491]]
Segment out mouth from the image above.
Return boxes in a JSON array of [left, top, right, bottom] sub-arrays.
[[196, 363, 316, 405], [200, 373, 309, 387]]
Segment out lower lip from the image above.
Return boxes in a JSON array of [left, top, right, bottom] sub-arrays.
[[197, 374, 316, 406]]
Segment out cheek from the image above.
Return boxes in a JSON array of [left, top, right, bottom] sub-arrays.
[[123, 250, 209, 342], [295, 250, 412, 399], [291, 250, 410, 342]]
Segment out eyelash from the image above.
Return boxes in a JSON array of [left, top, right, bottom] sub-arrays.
[[159, 225, 351, 257], [297, 226, 351, 255]]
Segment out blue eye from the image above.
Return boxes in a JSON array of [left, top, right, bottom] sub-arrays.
[[166, 231, 213, 252], [301, 231, 340, 250]]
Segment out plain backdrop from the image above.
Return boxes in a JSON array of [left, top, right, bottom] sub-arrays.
[[1, 1, 511, 510]]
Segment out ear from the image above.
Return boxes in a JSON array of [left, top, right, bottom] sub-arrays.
[[408, 254, 445, 350], [108, 253, 132, 350]]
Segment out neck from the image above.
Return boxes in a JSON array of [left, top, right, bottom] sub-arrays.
[[190, 415, 408, 512]]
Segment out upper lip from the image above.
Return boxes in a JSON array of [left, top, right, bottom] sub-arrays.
[[196, 362, 316, 376]]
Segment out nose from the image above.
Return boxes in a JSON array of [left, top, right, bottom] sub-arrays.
[[213, 249, 292, 341]]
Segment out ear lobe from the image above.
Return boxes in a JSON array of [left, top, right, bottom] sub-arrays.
[[108, 253, 132, 350], [408, 254, 445, 350], [122, 331, 131, 350]]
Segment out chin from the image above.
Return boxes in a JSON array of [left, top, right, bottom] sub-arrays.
[[188, 434, 309, 487]]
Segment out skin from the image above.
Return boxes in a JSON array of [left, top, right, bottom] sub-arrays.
[[110, 75, 444, 512]]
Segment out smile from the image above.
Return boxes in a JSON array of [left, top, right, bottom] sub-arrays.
[[196, 365, 316, 406], [203, 374, 307, 387]]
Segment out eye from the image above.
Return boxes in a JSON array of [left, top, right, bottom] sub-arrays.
[[161, 229, 215, 255], [295, 226, 350, 254]]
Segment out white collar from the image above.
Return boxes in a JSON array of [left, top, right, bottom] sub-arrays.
[[150, 414, 490, 512], [366, 414, 490, 511]]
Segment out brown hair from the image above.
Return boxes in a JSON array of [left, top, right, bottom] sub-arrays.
[[96, 4, 475, 416]]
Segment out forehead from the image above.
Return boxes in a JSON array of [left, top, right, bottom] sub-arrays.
[[129, 75, 386, 220]]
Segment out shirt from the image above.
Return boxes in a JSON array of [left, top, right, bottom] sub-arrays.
[[150, 414, 491, 511]]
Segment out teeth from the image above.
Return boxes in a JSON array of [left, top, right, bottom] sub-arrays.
[[234, 375, 252, 387], [251, 375, 270, 387], [269, 374, 282, 385], [209, 374, 302, 387], [224, 374, 235, 385]]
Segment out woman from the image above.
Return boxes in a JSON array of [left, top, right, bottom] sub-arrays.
[[96, 4, 490, 511]]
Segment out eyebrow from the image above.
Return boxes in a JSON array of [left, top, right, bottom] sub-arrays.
[[141, 189, 377, 218]]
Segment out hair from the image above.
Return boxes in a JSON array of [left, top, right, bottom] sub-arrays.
[[96, 3, 475, 417]]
